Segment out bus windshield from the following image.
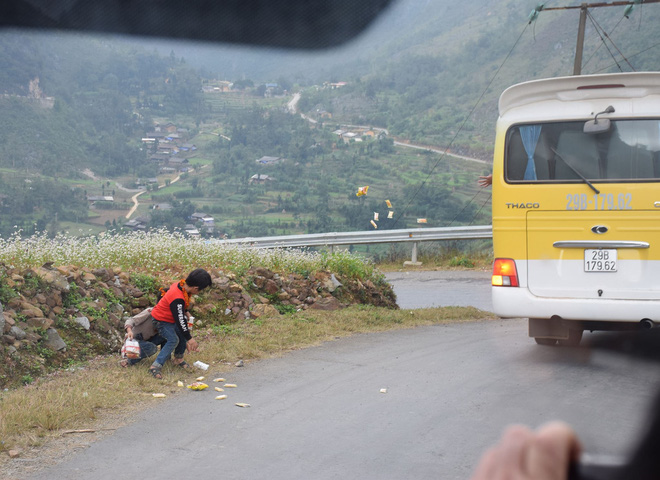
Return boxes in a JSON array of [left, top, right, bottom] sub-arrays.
[[505, 119, 660, 183]]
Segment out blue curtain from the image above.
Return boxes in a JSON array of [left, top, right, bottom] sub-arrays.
[[520, 125, 542, 180]]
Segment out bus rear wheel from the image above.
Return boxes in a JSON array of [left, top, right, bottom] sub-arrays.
[[534, 337, 558, 346]]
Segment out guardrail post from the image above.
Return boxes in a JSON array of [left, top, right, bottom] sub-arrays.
[[403, 242, 422, 266]]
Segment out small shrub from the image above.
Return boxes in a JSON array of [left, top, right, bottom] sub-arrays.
[[449, 256, 474, 268]]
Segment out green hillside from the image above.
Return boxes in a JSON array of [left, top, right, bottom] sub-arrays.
[[0, 0, 658, 239]]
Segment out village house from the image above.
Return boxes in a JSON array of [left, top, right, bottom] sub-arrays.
[[167, 157, 189, 168], [255, 156, 282, 165], [152, 203, 173, 210], [191, 212, 215, 234], [249, 174, 273, 184], [86, 195, 114, 203], [185, 224, 201, 237], [124, 216, 150, 231]]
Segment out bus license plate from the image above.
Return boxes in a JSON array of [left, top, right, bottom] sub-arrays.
[[584, 249, 617, 272]]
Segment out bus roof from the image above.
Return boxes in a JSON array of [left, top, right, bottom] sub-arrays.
[[498, 72, 660, 120]]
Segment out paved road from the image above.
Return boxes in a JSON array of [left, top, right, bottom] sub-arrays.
[[27, 322, 660, 479], [385, 270, 493, 312]]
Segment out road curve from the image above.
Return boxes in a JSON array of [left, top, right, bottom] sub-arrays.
[[24, 318, 660, 480]]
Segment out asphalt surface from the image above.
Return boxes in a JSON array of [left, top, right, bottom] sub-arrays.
[[385, 270, 493, 311], [23, 271, 660, 479]]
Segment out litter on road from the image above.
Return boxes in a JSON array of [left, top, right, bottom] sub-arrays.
[[187, 382, 208, 391]]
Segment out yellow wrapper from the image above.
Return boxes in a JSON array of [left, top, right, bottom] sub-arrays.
[[356, 186, 369, 196], [215, 387, 224, 392], [152, 393, 166, 398], [223, 383, 237, 388], [187, 382, 209, 391], [370, 220, 378, 229], [177, 381, 184, 387], [213, 378, 226, 382], [387, 211, 394, 219], [417, 218, 427, 224], [196, 376, 205, 381], [373, 212, 379, 221], [386, 199, 392, 208], [215, 395, 228, 400]]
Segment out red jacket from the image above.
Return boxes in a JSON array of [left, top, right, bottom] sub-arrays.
[[151, 282, 191, 340]]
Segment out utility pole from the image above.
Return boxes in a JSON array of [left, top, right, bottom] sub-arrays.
[[573, 4, 588, 75], [530, 0, 660, 75]]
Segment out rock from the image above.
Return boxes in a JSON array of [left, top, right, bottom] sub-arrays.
[[6, 345, 17, 356], [3, 315, 15, 331], [235, 359, 244, 367], [264, 279, 279, 295], [255, 267, 274, 279], [9, 326, 26, 341], [20, 304, 44, 319], [34, 268, 70, 291], [229, 283, 243, 293], [8, 449, 21, 458], [250, 304, 280, 318], [108, 312, 122, 329], [0, 302, 4, 335], [74, 316, 91, 330], [2, 335, 15, 345], [134, 297, 150, 308], [25, 332, 42, 343], [44, 328, 66, 351], [309, 296, 343, 311], [26, 317, 54, 329]]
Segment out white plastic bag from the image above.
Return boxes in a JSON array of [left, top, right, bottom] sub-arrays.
[[121, 338, 141, 359]]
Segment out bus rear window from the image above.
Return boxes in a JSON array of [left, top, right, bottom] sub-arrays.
[[505, 120, 660, 182]]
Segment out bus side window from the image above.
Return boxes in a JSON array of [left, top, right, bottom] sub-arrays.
[[505, 127, 551, 181], [554, 131, 600, 180], [505, 129, 526, 181]]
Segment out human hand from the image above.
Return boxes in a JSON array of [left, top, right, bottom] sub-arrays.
[[125, 326, 134, 340], [187, 338, 199, 352], [478, 174, 492, 187], [470, 422, 582, 480]]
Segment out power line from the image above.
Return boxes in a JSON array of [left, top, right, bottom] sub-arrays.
[[391, 22, 530, 229]]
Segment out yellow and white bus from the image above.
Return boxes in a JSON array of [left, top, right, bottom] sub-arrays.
[[491, 72, 660, 346]]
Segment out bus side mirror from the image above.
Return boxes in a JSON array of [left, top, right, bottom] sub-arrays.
[[584, 106, 615, 134]]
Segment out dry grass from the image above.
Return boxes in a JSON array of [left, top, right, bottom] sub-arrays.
[[0, 305, 494, 466]]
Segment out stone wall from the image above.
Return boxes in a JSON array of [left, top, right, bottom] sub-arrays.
[[0, 264, 396, 388]]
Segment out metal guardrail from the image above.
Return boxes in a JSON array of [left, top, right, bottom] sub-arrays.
[[218, 225, 492, 256]]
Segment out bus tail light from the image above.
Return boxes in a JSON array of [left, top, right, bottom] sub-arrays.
[[492, 258, 519, 287]]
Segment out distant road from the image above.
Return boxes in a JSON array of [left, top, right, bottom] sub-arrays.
[[385, 270, 493, 311], [392, 141, 488, 165], [125, 174, 182, 219], [288, 92, 487, 165]]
